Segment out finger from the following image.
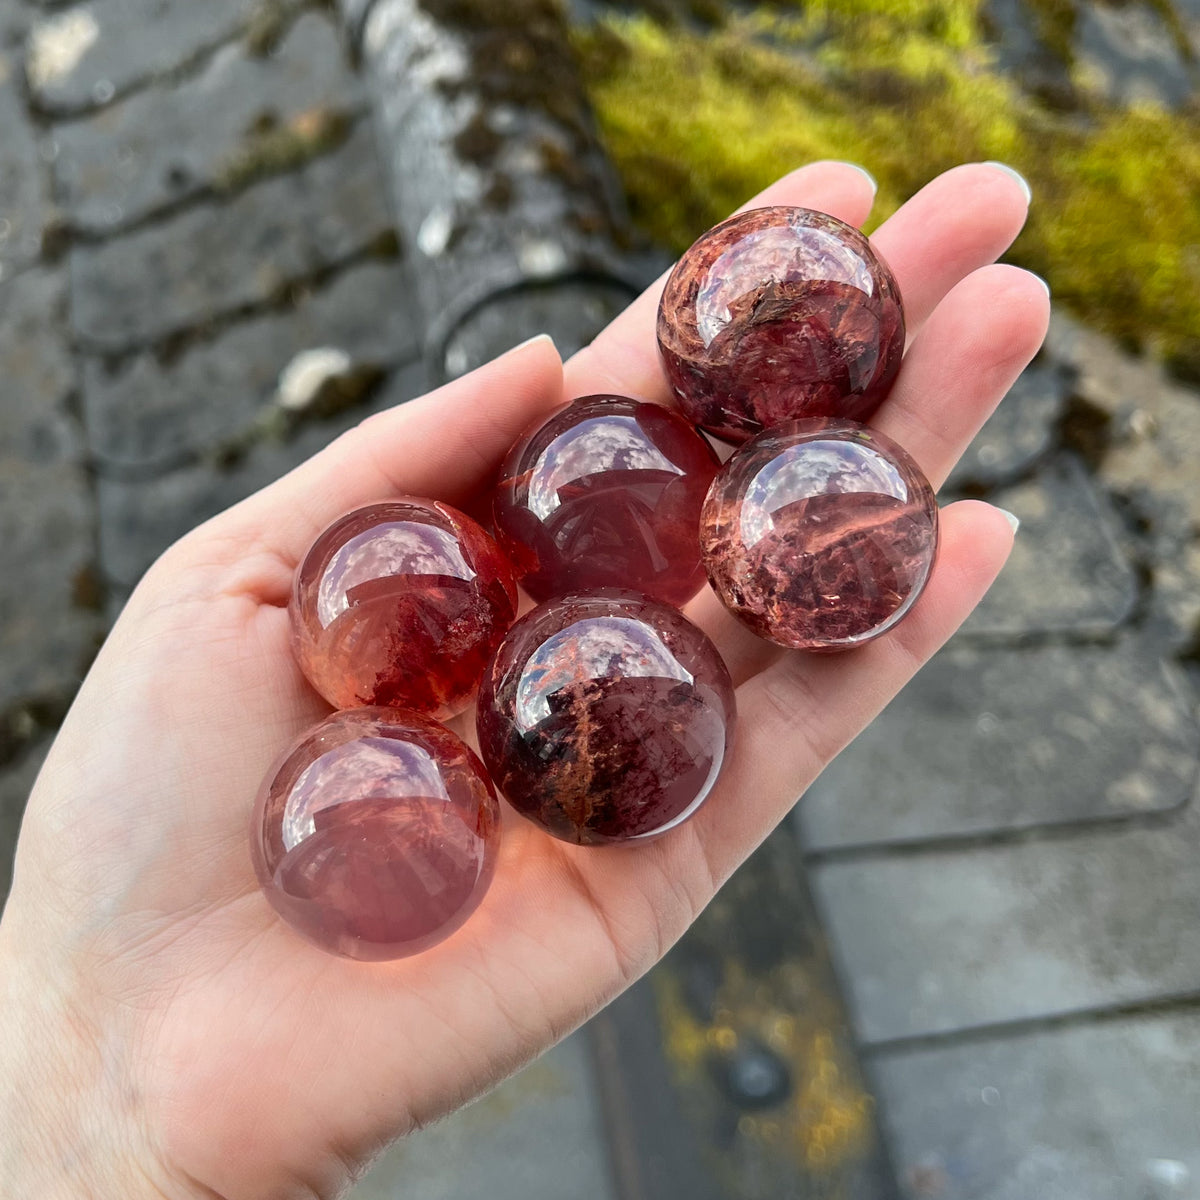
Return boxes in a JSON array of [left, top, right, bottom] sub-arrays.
[[691, 500, 1015, 883], [871, 162, 1031, 336], [685, 264, 1046, 684], [174, 336, 564, 592], [872, 263, 1051, 490], [562, 160, 879, 403]]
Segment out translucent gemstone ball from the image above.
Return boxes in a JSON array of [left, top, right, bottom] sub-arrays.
[[291, 499, 518, 718], [657, 206, 905, 444], [251, 708, 500, 961], [492, 394, 720, 606], [476, 591, 736, 845], [701, 419, 938, 651]]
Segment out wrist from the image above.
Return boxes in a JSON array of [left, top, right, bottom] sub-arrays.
[[0, 926, 187, 1200]]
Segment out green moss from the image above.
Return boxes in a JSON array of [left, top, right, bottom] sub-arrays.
[[575, 1, 1200, 368]]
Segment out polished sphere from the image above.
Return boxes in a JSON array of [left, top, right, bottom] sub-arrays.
[[290, 499, 518, 718], [251, 708, 500, 961], [701, 419, 938, 650], [477, 591, 736, 845], [657, 206, 905, 443], [492, 394, 720, 606]]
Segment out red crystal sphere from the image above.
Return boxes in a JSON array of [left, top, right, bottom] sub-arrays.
[[251, 708, 500, 960], [476, 591, 736, 845], [290, 499, 518, 718], [701, 419, 938, 650], [657, 206, 905, 444], [492, 394, 720, 606]]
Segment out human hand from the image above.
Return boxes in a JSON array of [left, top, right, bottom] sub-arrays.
[[0, 161, 1048, 1200]]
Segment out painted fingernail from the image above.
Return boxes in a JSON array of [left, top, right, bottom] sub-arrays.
[[841, 162, 878, 196], [997, 507, 1021, 535], [506, 332, 557, 357], [983, 161, 1032, 204]]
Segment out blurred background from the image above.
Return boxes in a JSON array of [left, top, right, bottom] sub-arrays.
[[1, 0, 1198, 1196]]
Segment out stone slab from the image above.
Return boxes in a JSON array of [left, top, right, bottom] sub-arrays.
[[946, 361, 1067, 490], [0, 46, 46, 279], [960, 454, 1137, 638], [83, 259, 421, 470], [1074, 1, 1195, 109], [70, 120, 394, 350], [0, 268, 77, 456], [0, 737, 51, 905], [0, 270, 102, 708], [348, 1033, 617, 1200], [0, 462, 99, 706], [97, 359, 429, 586], [872, 1012, 1200, 1200], [593, 826, 898, 1200], [1044, 314, 1200, 652], [26, 0, 249, 114], [798, 638, 1198, 849], [54, 11, 363, 234], [809, 799, 1200, 1044]]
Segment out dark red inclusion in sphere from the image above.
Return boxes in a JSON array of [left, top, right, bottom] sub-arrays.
[[290, 499, 518, 718], [492, 394, 720, 606], [701, 419, 938, 651], [251, 708, 500, 961], [657, 206, 905, 444], [476, 591, 736, 845]]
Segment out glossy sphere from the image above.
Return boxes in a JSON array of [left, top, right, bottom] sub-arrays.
[[492, 394, 720, 606], [291, 499, 518, 718], [701, 419, 938, 650], [477, 592, 736, 845], [657, 206, 905, 444], [251, 708, 500, 961]]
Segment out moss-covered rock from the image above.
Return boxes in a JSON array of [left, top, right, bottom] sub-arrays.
[[574, 0, 1200, 374]]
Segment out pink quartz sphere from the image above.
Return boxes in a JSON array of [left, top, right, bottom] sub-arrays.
[[291, 499, 518, 718], [701, 419, 938, 651], [476, 591, 736, 845], [492, 394, 720, 606], [251, 708, 500, 960], [657, 206, 905, 444]]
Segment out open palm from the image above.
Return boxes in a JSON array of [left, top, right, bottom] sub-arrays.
[[0, 162, 1047, 1200]]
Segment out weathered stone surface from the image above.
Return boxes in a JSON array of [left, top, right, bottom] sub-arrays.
[[83, 260, 420, 470], [25, 0, 250, 114], [97, 359, 429, 586], [0, 270, 101, 708], [1074, 1, 1195, 109], [874, 1013, 1200, 1200], [71, 121, 394, 349], [1045, 314, 1200, 651], [0, 47, 46, 279], [0, 459, 99, 705], [947, 361, 1068, 489], [810, 800, 1200, 1043], [54, 11, 363, 233], [961, 454, 1137, 638], [0, 0, 26, 40], [349, 1033, 616, 1200], [0, 269, 77, 456], [0, 737, 51, 904], [799, 638, 1197, 849]]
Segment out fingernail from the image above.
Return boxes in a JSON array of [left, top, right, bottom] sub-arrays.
[[997, 507, 1020, 535], [983, 161, 1032, 204], [841, 162, 878, 196], [1029, 272, 1051, 299], [506, 332, 557, 357]]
